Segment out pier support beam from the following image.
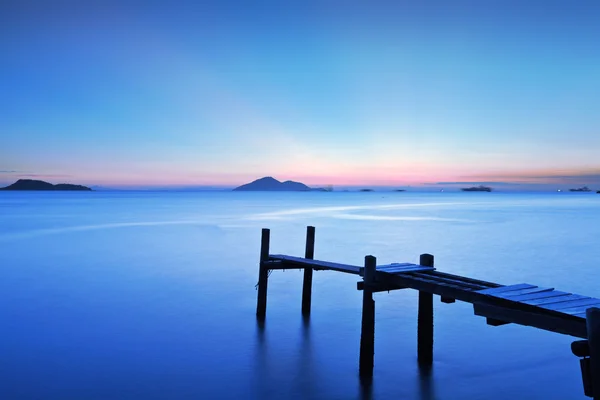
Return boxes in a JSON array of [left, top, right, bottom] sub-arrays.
[[418, 254, 434, 366], [302, 226, 316, 316], [256, 228, 270, 320], [359, 255, 377, 377], [587, 307, 600, 399]]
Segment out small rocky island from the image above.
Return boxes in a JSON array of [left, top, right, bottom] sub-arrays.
[[569, 186, 592, 192], [0, 179, 92, 191], [233, 177, 312, 191], [461, 185, 492, 192]]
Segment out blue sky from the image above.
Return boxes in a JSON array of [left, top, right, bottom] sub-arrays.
[[1, 1, 599, 188]]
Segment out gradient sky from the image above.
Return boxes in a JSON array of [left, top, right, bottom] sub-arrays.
[[1, 1, 599, 188]]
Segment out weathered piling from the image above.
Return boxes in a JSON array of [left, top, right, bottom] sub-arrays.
[[587, 307, 600, 399], [256, 228, 270, 320], [302, 226, 316, 316], [359, 255, 377, 377], [418, 254, 434, 365]]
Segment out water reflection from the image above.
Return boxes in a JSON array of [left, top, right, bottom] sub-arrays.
[[359, 376, 373, 400], [254, 316, 379, 400], [254, 319, 269, 399], [295, 316, 316, 398], [417, 363, 436, 400]]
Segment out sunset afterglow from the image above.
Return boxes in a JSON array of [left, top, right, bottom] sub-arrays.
[[2, 2, 599, 189]]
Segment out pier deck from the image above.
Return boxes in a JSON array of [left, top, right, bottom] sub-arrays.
[[256, 227, 600, 397], [267, 254, 596, 338]]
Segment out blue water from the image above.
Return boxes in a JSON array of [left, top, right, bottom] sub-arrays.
[[1, 191, 599, 399]]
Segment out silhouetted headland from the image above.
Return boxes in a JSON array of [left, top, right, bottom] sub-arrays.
[[461, 185, 492, 192], [233, 177, 312, 191], [0, 179, 92, 191]]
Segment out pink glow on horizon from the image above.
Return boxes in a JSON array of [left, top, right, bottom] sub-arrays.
[[3, 165, 599, 188]]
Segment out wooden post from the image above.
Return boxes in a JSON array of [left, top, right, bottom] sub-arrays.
[[587, 307, 600, 399], [256, 228, 270, 320], [418, 254, 434, 366], [359, 255, 377, 377], [302, 226, 316, 316]]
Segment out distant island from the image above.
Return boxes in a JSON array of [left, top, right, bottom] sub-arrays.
[[569, 186, 592, 192], [0, 179, 92, 191], [461, 185, 492, 192], [233, 177, 312, 191]]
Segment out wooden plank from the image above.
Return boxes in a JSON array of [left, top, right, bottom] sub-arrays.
[[388, 266, 435, 273], [421, 270, 502, 289], [505, 290, 570, 302], [524, 293, 584, 306], [557, 303, 600, 315], [378, 265, 435, 274], [377, 263, 414, 270], [405, 275, 469, 291], [540, 298, 598, 311], [478, 283, 536, 295], [380, 272, 486, 304], [473, 303, 587, 338], [412, 272, 488, 291], [383, 271, 469, 291], [379, 264, 427, 270], [269, 254, 362, 274], [472, 290, 586, 321], [499, 287, 553, 298], [573, 311, 591, 318]]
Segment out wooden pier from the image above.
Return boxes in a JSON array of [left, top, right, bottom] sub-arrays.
[[256, 227, 600, 398]]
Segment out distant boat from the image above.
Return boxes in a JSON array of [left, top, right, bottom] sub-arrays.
[[569, 186, 591, 192], [461, 185, 492, 192]]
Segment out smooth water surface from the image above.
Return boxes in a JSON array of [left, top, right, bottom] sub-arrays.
[[1, 191, 599, 399]]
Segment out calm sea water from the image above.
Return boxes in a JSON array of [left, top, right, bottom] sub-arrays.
[[1, 191, 599, 399]]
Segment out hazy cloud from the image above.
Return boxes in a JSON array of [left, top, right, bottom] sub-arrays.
[[18, 174, 73, 178], [435, 181, 515, 186], [529, 174, 600, 182], [0, 171, 72, 178], [461, 169, 600, 185]]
